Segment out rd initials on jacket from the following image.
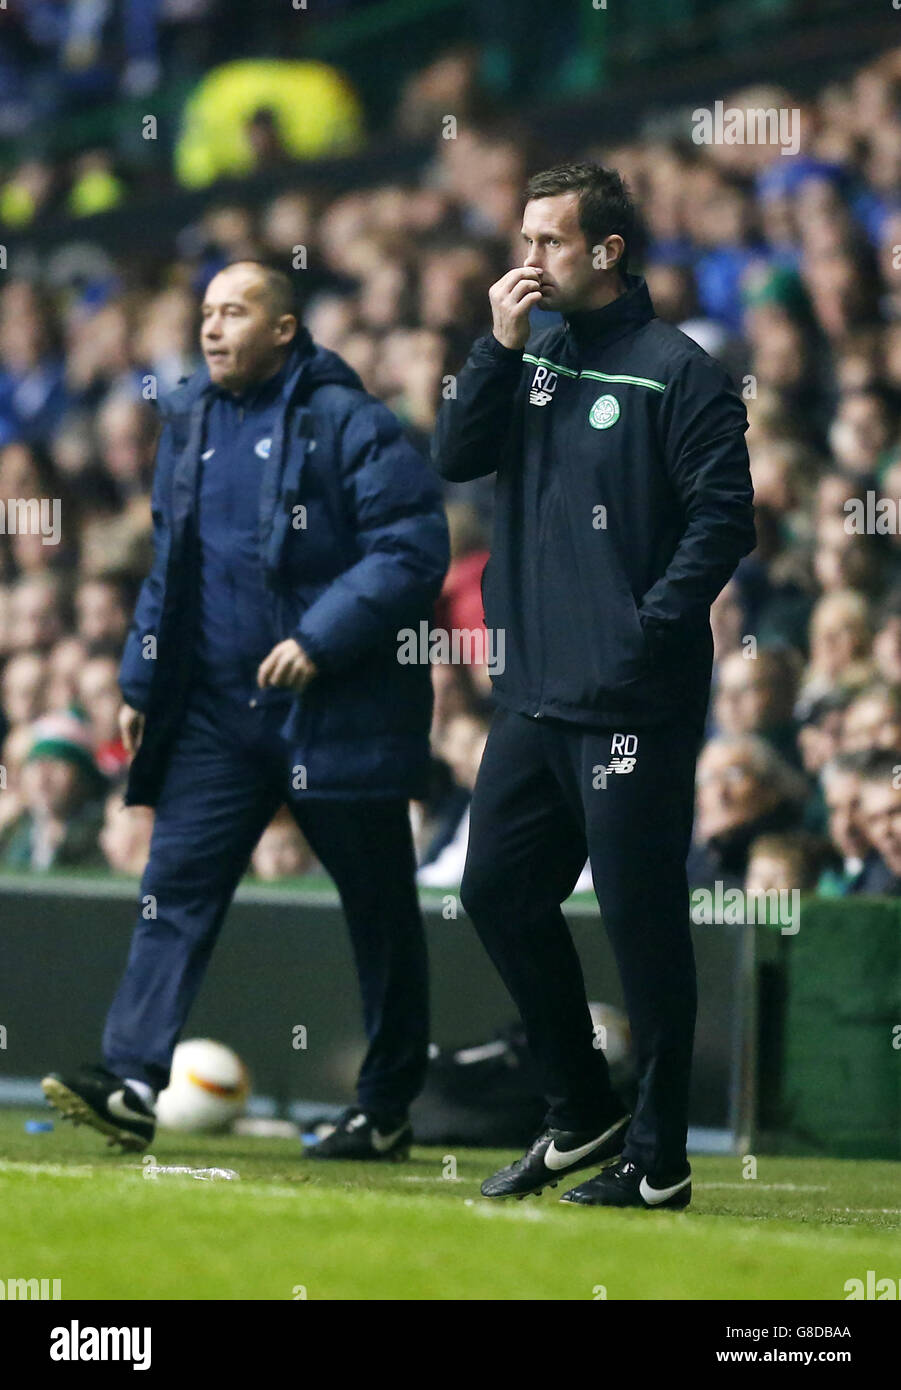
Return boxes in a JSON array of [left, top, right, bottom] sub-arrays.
[[529, 364, 558, 406], [606, 732, 638, 775]]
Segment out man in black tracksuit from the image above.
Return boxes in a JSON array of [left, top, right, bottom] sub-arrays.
[[432, 163, 756, 1208]]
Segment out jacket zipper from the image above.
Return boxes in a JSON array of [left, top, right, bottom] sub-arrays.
[[532, 474, 557, 720]]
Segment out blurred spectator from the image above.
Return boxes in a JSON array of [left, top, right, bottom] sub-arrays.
[[710, 579, 747, 663], [712, 647, 802, 766], [433, 502, 491, 701], [134, 288, 198, 399], [244, 107, 293, 176], [828, 388, 896, 478], [0, 159, 56, 228], [856, 749, 901, 894], [0, 723, 35, 833], [74, 577, 132, 653], [174, 59, 364, 188], [393, 46, 488, 142], [417, 712, 489, 886], [746, 829, 832, 900], [77, 653, 129, 776], [46, 636, 89, 711], [7, 575, 67, 654], [0, 283, 67, 445], [817, 750, 890, 895], [797, 689, 851, 781], [99, 790, 154, 876], [841, 682, 901, 754], [68, 150, 126, 219], [0, 711, 107, 870], [872, 590, 901, 685], [689, 735, 809, 889], [95, 394, 157, 498], [2, 652, 48, 729], [428, 662, 483, 754], [795, 590, 874, 718], [251, 807, 317, 881]]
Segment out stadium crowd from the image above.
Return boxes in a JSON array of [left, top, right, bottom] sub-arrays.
[[2, 40, 901, 905]]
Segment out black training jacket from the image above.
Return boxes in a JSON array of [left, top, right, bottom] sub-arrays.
[[432, 273, 756, 730]]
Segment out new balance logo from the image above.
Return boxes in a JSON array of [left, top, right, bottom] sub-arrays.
[[605, 757, 636, 774], [606, 733, 638, 775], [529, 388, 554, 406]]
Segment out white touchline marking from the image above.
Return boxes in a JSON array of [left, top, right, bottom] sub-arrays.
[[0, 1160, 97, 1177], [399, 1175, 462, 1183], [696, 1183, 828, 1191], [226, 1185, 314, 1200], [470, 1203, 548, 1221], [831, 1207, 901, 1216]]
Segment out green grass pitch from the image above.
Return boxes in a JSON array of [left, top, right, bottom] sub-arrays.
[[1, 1111, 898, 1300]]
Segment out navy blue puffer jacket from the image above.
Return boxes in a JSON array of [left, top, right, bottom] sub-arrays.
[[119, 329, 450, 805]]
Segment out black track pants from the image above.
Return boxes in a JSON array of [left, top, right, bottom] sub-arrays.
[[459, 705, 702, 1174]]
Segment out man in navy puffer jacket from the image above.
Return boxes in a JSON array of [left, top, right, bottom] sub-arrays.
[[42, 261, 450, 1160]]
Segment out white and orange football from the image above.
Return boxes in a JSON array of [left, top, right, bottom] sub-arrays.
[[154, 1039, 250, 1133]]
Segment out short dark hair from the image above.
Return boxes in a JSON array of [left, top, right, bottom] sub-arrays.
[[225, 258, 299, 323], [748, 828, 833, 889], [523, 162, 636, 273]]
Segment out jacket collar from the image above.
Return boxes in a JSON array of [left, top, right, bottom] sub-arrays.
[[212, 354, 292, 409], [162, 326, 316, 420], [563, 273, 655, 350]]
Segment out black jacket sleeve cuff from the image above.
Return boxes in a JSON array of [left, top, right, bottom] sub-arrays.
[[479, 334, 525, 364]]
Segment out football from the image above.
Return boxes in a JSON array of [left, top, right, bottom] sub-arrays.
[[154, 1039, 250, 1134]]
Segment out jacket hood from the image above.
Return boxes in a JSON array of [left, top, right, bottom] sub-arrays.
[[159, 325, 364, 420]]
